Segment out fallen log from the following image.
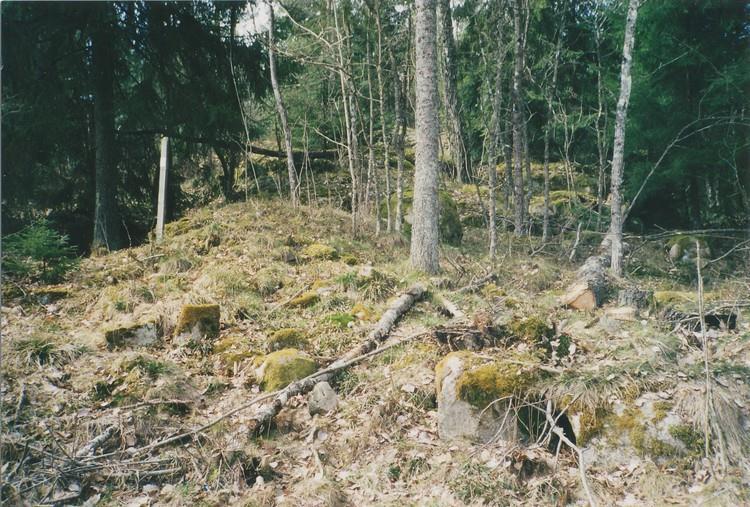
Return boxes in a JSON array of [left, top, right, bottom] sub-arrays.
[[248, 283, 426, 434], [560, 255, 611, 310]]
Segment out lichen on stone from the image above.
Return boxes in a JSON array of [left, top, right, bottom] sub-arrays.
[[258, 348, 317, 391]]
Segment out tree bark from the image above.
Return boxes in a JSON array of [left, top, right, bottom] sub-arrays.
[[268, 4, 299, 207], [437, 0, 468, 183], [333, 4, 359, 232], [392, 51, 407, 234], [511, 0, 525, 236], [373, 1, 392, 233], [411, 0, 440, 274], [542, 26, 562, 242], [488, 25, 506, 260], [609, 0, 640, 276], [91, 3, 124, 252], [594, 13, 609, 231]]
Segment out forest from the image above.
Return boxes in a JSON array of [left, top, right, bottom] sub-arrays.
[[2, 0, 749, 505]]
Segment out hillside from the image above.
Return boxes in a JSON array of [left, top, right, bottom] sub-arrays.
[[3, 187, 749, 506]]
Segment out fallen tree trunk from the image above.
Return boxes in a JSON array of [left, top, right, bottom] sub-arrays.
[[561, 254, 611, 310], [248, 283, 426, 435]]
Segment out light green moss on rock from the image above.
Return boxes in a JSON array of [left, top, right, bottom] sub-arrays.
[[174, 304, 220, 338], [259, 348, 317, 391], [267, 328, 308, 351], [302, 243, 338, 260], [614, 408, 679, 459], [509, 316, 554, 343], [436, 351, 544, 410], [382, 190, 463, 246], [287, 291, 319, 308]]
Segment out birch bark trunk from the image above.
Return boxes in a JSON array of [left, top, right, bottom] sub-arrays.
[[609, 0, 640, 276], [268, 4, 299, 207]]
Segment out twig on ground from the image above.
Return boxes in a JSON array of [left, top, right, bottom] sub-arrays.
[[543, 400, 597, 507]]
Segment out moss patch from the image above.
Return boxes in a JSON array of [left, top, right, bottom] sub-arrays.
[[259, 348, 317, 391], [174, 304, 220, 338], [287, 291, 319, 308], [302, 243, 337, 260], [326, 312, 355, 329], [668, 424, 704, 455], [267, 328, 308, 351], [382, 190, 463, 246], [436, 351, 545, 410]]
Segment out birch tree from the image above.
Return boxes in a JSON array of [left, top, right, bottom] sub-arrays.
[[410, 0, 440, 273], [487, 18, 507, 259], [609, 0, 640, 276], [542, 18, 563, 242], [268, 3, 299, 207]]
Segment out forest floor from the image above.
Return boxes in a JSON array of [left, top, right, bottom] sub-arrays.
[[2, 177, 750, 506]]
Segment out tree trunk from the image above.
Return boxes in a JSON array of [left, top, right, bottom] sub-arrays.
[[333, 4, 359, 232], [609, 0, 640, 276], [392, 52, 407, 234], [511, 0, 525, 236], [437, 0, 468, 183], [366, 35, 377, 228], [542, 27, 562, 242], [91, 3, 124, 252], [594, 15, 609, 231], [411, 0, 440, 274], [488, 28, 506, 260], [268, 4, 299, 207], [374, 4, 392, 233]]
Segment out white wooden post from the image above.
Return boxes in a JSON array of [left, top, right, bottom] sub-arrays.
[[156, 136, 170, 242]]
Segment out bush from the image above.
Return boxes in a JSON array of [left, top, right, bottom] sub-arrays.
[[3, 219, 78, 283]]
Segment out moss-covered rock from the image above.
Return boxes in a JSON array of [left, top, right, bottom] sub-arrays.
[[302, 243, 338, 260], [267, 328, 308, 352], [351, 302, 373, 321], [382, 190, 463, 246], [326, 312, 355, 329], [287, 291, 319, 308], [174, 304, 220, 339], [435, 351, 545, 443], [666, 235, 710, 264], [257, 348, 317, 391]]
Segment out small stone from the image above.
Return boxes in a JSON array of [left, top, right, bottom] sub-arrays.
[[308, 381, 339, 415], [142, 484, 159, 496], [104, 321, 161, 349]]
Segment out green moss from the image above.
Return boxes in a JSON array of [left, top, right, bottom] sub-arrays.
[[381, 190, 463, 246], [668, 424, 704, 455], [509, 316, 554, 343], [174, 304, 220, 338], [287, 291, 319, 308], [326, 312, 355, 329], [302, 243, 338, 260], [615, 408, 678, 458], [481, 283, 505, 298], [341, 253, 359, 265], [652, 401, 673, 423], [575, 407, 607, 445], [436, 351, 544, 410], [259, 348, 317, 391], [267, 328, 308, 351]]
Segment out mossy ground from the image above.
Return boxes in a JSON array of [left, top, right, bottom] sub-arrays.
[[4, 179, 749, 506]]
